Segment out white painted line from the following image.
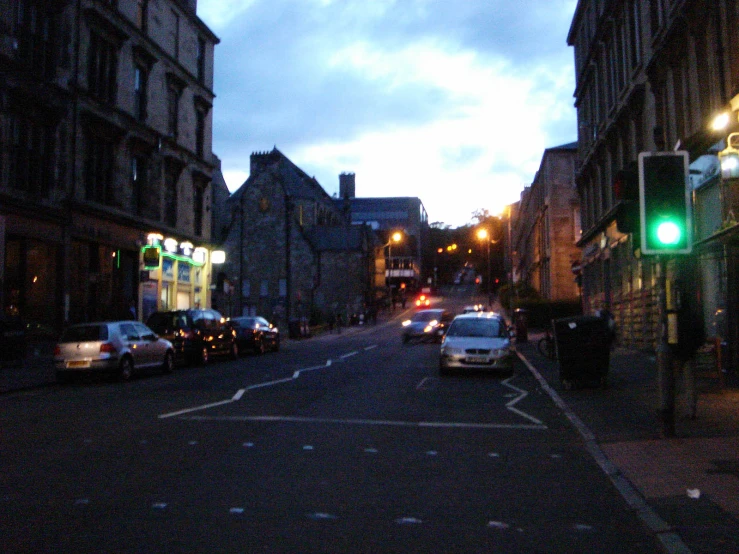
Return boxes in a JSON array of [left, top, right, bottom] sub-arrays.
[[181, 414, 548, 430], [158, 398, 236, 419], [502, 377, 544, 425], [232, 389, 245, 401], [396, 517, 423, 524], [517, 350, 691, 554], [416, 377, 431, 390], [340, 351, 358, 359], [230, 507, 245, 514], [152, 503, 167, 509], [364, 345, 378, 351]]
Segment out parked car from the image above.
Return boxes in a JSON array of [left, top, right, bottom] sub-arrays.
[[439, 312, 514, 376], [146, 309, 238, 366], [229, 316, 280, 354], [401, 309, 453, 344], [53, 321, 174, 382]]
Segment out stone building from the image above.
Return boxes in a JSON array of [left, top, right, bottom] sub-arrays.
[[0, 0, 220, 331], [568, 1, 739, 363], [512, 142, 581, 303], [220, 148, 377, 328]]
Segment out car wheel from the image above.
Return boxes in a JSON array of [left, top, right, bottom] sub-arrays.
[[162, 351, 175, 374], [199, 346, 209, 366], [231, 342, 239, 359], [119, 357, 134, 381]]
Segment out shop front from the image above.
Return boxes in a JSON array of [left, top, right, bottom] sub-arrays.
[[139, 233, 220, 322]]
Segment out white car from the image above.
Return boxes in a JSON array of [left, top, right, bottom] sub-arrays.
[[439, 312, 514, 376]]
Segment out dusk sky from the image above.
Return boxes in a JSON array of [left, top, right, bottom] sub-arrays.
[[197, 0, 579, 227]]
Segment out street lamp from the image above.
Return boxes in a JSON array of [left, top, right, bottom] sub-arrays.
[[384, 231, 402, 287], [476, 228, 492, 307]]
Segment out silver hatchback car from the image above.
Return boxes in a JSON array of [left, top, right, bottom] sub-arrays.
[[54, 321, 175, 382], [439, 312, 514, 376]]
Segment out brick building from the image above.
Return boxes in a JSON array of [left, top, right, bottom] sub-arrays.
[[0, 0, 220, 331]]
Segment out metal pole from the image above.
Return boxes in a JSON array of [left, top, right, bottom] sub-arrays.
[[656, 256, 675, 437], [487, 238, 492, 307]]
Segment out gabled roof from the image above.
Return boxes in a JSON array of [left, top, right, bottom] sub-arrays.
[[228, 147, 334, 205]]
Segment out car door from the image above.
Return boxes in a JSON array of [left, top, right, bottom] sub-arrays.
[[134, 322, 160, 368], [119, 322, 146, 368]]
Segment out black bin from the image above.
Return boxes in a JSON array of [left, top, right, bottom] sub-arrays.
[[0, 315, 27, 363], [553, 315, 610, 389]]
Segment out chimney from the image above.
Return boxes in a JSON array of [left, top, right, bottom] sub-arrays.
[[339, 172, 356, 199]]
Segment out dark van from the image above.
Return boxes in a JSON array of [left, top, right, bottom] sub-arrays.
[[146, 309, 237, 366]]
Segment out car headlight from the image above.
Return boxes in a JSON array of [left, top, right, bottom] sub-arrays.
[[402, 320, 411, 327], [493, 348, 510, 357]]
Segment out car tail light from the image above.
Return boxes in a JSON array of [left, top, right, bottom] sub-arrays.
[[99, 342, 117, 354], [53, 345, 61, 356]]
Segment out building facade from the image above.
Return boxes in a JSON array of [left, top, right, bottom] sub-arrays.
[[334, 173, 429, 295], [0, 0, 220, 333], [220, 148, 377, 327], [512, 142, 582, 303], [568, 0, 739, 365]]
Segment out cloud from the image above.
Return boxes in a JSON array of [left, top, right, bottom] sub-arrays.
[[197, 0, 578, 227]]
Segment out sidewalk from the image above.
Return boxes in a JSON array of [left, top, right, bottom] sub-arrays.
[[517, 331, 739, 554]]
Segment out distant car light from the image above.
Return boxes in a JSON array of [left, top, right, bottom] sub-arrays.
[[402, 320, 412, 326]]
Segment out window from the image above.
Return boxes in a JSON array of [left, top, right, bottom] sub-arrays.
[[196, 37, 206, 83], [8, 114, 52, 198], [260, 280, 269, 297], [131, 155, 147, 216], [88, 31, 117, 104], [164, 165, 178, 227], [193, 182, 204, 236], [167, 84, 179, 138], [133, 63, 147, 121], [136, 0, 148, 32], [171, 10, 180, 59], [85, 133, 116, 207], [195, 107, 205, 157], [15, 1, 55, 78]]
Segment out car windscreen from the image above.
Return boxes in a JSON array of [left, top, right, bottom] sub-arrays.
[[60, 325, 108, 342], [147, 313, 188, 331], [230, 318, 256, 328], [411, 311, 442, 323], [447, 319, 503, 338]]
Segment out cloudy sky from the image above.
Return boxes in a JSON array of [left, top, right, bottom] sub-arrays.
[[197, 0, 579, 227]]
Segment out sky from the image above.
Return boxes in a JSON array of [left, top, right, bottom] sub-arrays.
[[197, 0, 579, 228]]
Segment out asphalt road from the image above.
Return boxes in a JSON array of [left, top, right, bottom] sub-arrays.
[[1, 293, 664, 553]]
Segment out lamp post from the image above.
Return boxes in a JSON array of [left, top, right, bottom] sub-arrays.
[[476, 228, 492, 307], [384, 231, 402, 287]]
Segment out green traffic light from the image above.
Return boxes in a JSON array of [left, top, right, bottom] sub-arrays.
[[655, 220, 681, 245]]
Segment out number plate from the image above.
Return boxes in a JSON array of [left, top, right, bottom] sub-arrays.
[[66, 360, 91, 368], [466, 355, 488, 363]]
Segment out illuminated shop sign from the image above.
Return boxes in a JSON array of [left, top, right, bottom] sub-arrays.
[[142, 233, 209, 269]]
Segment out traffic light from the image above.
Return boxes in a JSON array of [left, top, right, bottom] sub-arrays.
[[613, 165, 639, 234], [638, 151, 692, 255]]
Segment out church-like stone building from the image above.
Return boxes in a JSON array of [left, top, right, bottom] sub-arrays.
[[217, 148, 377, 329]]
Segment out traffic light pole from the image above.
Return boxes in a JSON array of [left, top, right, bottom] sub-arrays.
[[656, 256, 675, 437]]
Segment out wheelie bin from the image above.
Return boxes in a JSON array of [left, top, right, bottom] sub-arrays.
[[553, 314, 611, 389]]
